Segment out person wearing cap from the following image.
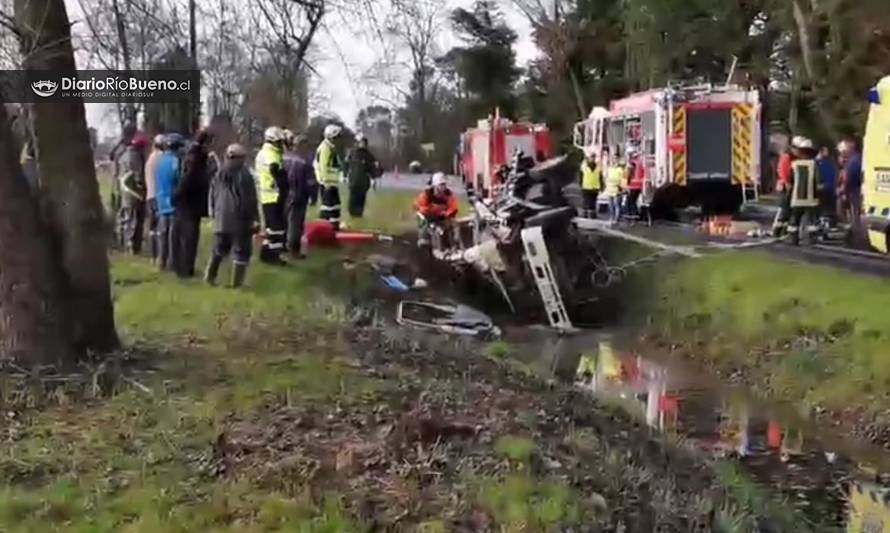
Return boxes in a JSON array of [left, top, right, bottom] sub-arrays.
[[415, 172, 459, 248], [204, 144, 260, 288], [787, 136, 823, 245], [579, 149, 603, 218], [838, 139, 863, 236], [117, 133, 150, 254], [145, 134, 165, 263], [285, 133, 317, 259], [314, 123, 345, 230], [256, 126, 288, 265], [173, 128, 214, 278], [346, 133, 380, 219], [155, 134, 184, 271]]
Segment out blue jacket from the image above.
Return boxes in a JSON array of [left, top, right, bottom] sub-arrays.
[[156, 150, 181, 215], [816, 158, 837, 193], [845, 153, 863, 193]]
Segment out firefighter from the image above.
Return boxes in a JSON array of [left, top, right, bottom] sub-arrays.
[[255, 126, 288, 265], [346, 134, 380, 219], [787, 136, 823, 246], [580, 149, 603, 218], [118, 133, 150, 254], [773, 139, 799, 236], [314, 124, 345, 230], [204, 144, 260, 288], [625, 148, 645, 219], [604, 152, 626, 225], [145, 134, 165, 263], [415, 172, 459, 249]]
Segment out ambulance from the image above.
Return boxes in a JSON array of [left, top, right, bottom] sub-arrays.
[[863, 75, 890, 253]]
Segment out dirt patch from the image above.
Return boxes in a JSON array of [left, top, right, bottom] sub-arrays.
[[206, 326, 732, 530]]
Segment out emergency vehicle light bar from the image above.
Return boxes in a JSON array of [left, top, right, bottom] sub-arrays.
[[868, 87, 881, 105]]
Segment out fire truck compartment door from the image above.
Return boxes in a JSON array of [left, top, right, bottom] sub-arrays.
[[687, 109, 732, 181], [471, 133, 490, 188], [506, 134, 536, 161]]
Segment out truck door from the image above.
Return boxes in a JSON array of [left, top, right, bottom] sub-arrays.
[[686, 104, 733, 182]]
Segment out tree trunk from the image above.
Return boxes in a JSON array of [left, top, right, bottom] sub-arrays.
[[15, 0, 120, 354], [0, 104, 75, 366], [110, 0, 136, 127]]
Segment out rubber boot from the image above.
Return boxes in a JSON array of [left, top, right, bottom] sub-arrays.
[[231, 263, 248, 288], [204, 255, 223, 286]]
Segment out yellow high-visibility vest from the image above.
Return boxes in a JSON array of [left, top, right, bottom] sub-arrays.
[[581, 161, 603, 191], [254, 142, 283, 205], [314, 139, 342, 186]]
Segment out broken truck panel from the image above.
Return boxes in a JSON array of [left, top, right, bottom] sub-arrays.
[[396, 301, 501, 338]]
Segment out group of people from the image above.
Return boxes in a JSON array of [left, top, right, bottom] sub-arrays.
[[110, 122, 382, 287], [579, 148, 651, 225], [773, 136, 863, 244]]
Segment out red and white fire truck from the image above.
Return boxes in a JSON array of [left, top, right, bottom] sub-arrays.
[[574, 82, 762, 214], [457, 114, 554, 198]]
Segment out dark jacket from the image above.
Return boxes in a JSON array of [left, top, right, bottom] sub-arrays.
[[176, 142, 211, 216], [286, 153, 318, 209], [346, 146, 379, 191], [209, 159, 259, 234]]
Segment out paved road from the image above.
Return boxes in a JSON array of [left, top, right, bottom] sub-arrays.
[[377, 172, 465, 195]]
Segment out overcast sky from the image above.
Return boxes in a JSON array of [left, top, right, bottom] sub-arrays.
[[63, 0, 538, 139]]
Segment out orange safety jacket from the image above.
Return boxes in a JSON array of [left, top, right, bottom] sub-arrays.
[[415, 187, 459, 219]]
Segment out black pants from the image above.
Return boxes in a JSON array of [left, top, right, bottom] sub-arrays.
[[121, 200, 146, 254], [348, 186, 368, 218], [174, 209, 201, 278], [626, 189, 641, 217], [213, 231, 252, 265], [581, 189, 598, 217], [287, 202, 308, 256], [261, 202, 286, 263], [320, 185, 341, 230], [774, 189, 792, 234], [147, 199, 160, 261], [158, 214, 176, 271], [789, 206, 817, 244]]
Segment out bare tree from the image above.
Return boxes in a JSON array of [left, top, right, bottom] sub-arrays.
[[15, 0, 120, 354]]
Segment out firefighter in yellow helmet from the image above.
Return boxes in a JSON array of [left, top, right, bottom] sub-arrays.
[[314, 123, 345, 230], [255, 126, 287, 265], [787, 136, 823, 246]]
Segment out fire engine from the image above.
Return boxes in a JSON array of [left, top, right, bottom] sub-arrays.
[[457, 114, 554, 198], [574, 82, 762, 214]]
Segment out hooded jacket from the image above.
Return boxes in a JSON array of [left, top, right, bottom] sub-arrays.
[[177, 141, 212, 216], [346, 146, 379, 191], [209, 158, 259, 234]]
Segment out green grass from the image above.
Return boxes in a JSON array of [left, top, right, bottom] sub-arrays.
[[477, 475, 581, 531], [635, 249, 890, 413], [0, 193, 423, 533], [494, 435, 536, 463]]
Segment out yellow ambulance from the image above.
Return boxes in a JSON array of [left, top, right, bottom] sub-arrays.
[[863, 75, 890, 253]]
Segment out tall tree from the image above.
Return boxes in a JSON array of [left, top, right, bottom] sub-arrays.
[[0, 104, 74, 366], [15, 0, 120, 353]]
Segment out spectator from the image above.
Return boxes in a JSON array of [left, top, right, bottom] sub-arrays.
[[174, 129, 214, 278], [839, 139, 863, 236], [816, 146, 838, 225], [772, 143, 797, 236]]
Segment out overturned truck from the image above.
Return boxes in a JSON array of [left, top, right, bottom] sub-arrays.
[[433, 155, 615, 330]]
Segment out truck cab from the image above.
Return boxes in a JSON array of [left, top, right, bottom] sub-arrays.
[[863, 76, 890, 253]]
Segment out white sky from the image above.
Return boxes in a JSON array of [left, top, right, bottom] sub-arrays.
[[63, 0, 538, 138]]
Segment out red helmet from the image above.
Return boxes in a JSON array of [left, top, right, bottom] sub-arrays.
[[130, 133, 150, 149]]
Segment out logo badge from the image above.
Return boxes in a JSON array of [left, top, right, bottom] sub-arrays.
[[31, 80, 58, 97]]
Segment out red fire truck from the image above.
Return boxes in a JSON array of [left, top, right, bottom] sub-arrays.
[[457, 114, 554, 198]]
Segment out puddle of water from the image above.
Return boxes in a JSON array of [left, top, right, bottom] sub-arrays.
[[506, 329, 890, 531]]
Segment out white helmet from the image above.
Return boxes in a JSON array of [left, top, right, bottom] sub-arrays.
[[282, 129, 295, 146], [324, 124, 343, 140], [264, 126, 284, 143], [792, 135, 813, 149], [431, 172, 447, 187]]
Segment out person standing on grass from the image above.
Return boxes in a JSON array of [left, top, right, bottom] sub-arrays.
[[604, 152, 626, 225], [787, 136, 823, 246], [314, 124, 345, 230], [579, 149, 603, 218], [145, 134, 165, 263], [839, 139, 864, 238], [346, 134, 380, 219], [174, 128, 214, 278], [155, 134, 183, 272], [118, 133, 150, 255], [286, 134, 317, 259], [816, 145, 838, 226], [256, 126, 288, 265], [204, 144, 260, 288]]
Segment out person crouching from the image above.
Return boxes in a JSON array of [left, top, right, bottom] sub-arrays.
[[204, 144, 260, 288]]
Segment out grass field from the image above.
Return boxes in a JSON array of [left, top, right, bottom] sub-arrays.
[[630, 249, 890, 425]]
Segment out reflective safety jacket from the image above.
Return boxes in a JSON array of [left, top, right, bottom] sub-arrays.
[[314, 139, 343, 186], [415, 187, 458, 219], [254, 142, 284, 205], [790, 159, 822, 208], [581, 161, 603, 191]]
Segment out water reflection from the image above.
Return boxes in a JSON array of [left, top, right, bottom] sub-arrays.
[[563, 336, 890, 530]]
